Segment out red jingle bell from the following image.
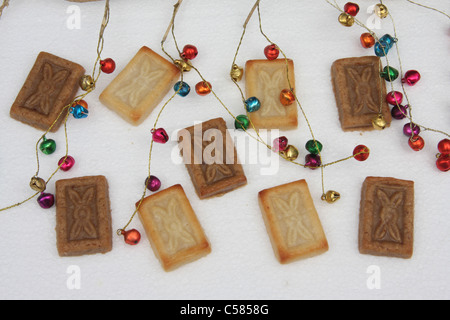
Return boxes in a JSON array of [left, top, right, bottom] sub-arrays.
[[436, 154, 450, 172], [344, 2, 360, 16], [353, 145, 370, 162], [408, 135, 425, 152], [100, 58, 116, 74], [121, 229, 141, 246], [437, 139, 450, 155], [264, 44, 279, 61], [152, 128, 169, 144], [181, 45, 198, 60]]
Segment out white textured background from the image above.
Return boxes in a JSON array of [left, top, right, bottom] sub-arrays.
[[0, 0, 448, 300]]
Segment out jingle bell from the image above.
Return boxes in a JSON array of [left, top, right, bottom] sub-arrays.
[[281, 145, 299, 162], [338, 13, 355, 27], [30, 177, 47, 192], [230, 64, 244, 82], [174, 59, 192, 72], [79, 75, 95, 91], [372, 114, 387, 130], [322, 191, 341, 204]]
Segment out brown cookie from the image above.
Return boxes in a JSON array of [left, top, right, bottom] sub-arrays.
[[259, 180, 329, 264], [331, 56, 391, 131], [359, 177, 415, 259], [10, 52, 85, 132], [55, 176, 112, 257], [178, 118, 247, 199], [137, 185, 211, 272]]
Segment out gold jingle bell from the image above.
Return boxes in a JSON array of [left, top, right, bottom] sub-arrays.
[[372, 114, 387, 130], [79, 75, 95, 91], [174, 59, 192, 72], [281, 145, 299, 162], [230, 64, 244, 82], [30, 177, 46, 192], [322, 190, 341, 204], [338, 13, 355, 27], [375, 4, 389, 19]]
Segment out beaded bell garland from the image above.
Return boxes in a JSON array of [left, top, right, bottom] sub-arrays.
[[117, 0, 371, 245], [326, 0, 450, 172], [0, 0, 115, 213]]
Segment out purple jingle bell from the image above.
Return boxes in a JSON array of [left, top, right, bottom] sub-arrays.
[[305, 154, 322, 170], [145, 176, 162, 192], [391, 105, 409, 120], [37, 193, 55, 209], [403, 123, 421, 137]]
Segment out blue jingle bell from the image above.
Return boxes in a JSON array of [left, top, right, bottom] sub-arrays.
[[70, 104, 89, 119], [245, 97, 261, 113], [174, 81, 191, 97], [374, 34, 397, 57]]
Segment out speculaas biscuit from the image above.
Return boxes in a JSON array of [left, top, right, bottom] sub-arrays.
[[259, 179, 329, 264], [10, 52, 85, 132], [359, 177, 415, 259], [55, 176, 112, 257], [137, 184, 211, 272], [331, 56, 391, 131], [177, 117, 247, 199]]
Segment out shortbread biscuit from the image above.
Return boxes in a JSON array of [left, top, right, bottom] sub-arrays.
[[99, 46, 180, 125], [137, 185, 211, 272], [55, 176, 112, 257], [259, 180, 329, 264], [331, 56, 391, 131], [10, 52, 85, 132], [178, 118, 247, 199], [359, 177, 414, 259], [245, 59, 298, 130]]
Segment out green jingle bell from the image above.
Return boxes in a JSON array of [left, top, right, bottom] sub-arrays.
[[40, 137, 56, 155], [380, 66, 399, 82], [235, 115, 250, 130], [305, 140, 323, 155]]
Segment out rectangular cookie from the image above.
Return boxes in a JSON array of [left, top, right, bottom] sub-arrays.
[[331, 56, 391, 131], [359, 177, 415, 259], [137, 185, 211, 272], [10, 52, 85, 132], [55, 176, 112, 257], [258, 180, 329, 264], [245, 59, 298, 130], [99, 46, 180, 126], [177, 117, 247, 199]]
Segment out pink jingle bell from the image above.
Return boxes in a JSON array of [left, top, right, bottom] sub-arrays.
[[386, 91, 403, 106], [152, 128, 169, 144], [402, 70, 421, 86], [58, 155, 76, 172]]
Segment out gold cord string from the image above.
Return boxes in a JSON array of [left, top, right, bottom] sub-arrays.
[[0, 0, 111, 213], [406, 0, 450, 19], [117, 0, 372, 233], [0, 0, 9, 19], [325, 0, 450, 141]]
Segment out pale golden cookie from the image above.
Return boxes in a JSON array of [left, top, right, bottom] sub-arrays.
[[259, 180, 328, 264], [100, 46, 180, 126], [137, 185, 211, 272], [245, 59, 298, 130]]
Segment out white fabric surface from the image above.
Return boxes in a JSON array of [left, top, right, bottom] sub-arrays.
[[0, 0, 448, 300]]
